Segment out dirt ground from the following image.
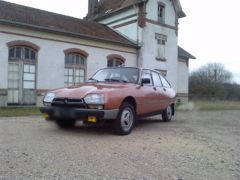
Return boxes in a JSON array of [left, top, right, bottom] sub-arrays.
[[0, 110, 240, 180]]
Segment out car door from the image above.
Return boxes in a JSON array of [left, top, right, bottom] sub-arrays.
[[159, 75, 173, 108], [139, 69, 159, 114], [151, 71, 166, 110]]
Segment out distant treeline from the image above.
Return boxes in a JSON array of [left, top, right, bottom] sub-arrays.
[[189, 63, 240, 101]]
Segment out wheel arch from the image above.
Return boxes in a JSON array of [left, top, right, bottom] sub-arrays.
[[121, 96, 137, 111]]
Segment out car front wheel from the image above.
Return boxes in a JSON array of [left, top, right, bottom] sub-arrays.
[[162, 105, 173, 122], [114, 102, 136, 135]]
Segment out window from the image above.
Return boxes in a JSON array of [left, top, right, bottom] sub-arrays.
[[90, 68, 139, 84], [160, 75, 171, 88], [107, 58, 124, 67], [141, 70, 153, 86], [151, 71, 163, 87], [107, 54, 126, 68], [23, 64, 36, 89], [155, 33, 167, 61], [64, 53, 86, 86], [158, 3, 165, 23], [8, 47, 36, 63]]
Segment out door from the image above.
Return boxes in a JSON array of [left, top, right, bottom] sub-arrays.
[[8, 46, 37, 105], [151, 71, 167, 110], [139, 69, 160, 114], [159, 75, 172, 108]]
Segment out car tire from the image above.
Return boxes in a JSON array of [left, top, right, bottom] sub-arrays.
[[56, 118, 76, 129], [162, 105, 173, 122], [114, 102, 136, 135]]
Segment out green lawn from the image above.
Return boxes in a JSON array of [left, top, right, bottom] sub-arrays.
[[194, 101, 240, 111], [0, 107, 41, 117], [177, 100, 240, 111], [1, 101, 240, 117]]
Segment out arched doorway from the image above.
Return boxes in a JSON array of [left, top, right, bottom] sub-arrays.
[[7, 42, 39, 105]]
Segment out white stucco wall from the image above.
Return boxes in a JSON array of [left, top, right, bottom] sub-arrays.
[[114, 23, 139, 44], [146, 0, 176, 26], [0, 34, 8, 90], [98, 8, 140, 43], [140, 0, 178, 91], [0, 25, 137, 91], [177, 59, 189, 94], [139, 22, 178, 90], [98, 0, 179, 91]]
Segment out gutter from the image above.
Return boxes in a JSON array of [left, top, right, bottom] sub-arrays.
[[0, 19, 139, 49]]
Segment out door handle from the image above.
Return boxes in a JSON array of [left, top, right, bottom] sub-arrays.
[[153, 87, 157, 91], [163, 88, 166, 91]]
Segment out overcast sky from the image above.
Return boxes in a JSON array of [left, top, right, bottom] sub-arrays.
[[4, 0, 240, 83]]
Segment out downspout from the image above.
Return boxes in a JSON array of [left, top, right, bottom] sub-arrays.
[[137, 1, 147, 67]]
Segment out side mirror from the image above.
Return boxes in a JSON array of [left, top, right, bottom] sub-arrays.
[[141, 78, 151, 85]]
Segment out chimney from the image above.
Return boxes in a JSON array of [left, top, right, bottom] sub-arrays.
[[88, 0, 98, 17]]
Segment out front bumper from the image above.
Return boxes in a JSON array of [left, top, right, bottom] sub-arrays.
[[40, 107, 119, 121]]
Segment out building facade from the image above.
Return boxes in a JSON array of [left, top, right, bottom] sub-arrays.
[[87, 0, 195, 103], [0, 0, 195, 107]]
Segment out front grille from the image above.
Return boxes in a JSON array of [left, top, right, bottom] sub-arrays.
[[52, 98, 87, 108]]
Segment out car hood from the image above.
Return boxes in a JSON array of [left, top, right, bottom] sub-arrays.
[[51, 83, 137, 99]]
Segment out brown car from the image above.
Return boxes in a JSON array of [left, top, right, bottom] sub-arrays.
[[40, 67, 176, 135]]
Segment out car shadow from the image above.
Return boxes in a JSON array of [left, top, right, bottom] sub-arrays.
[[53, 118, 165, 135]]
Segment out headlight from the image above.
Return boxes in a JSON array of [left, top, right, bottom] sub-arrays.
[[84, 94, 105, 105], [43, 93, 55, 103]]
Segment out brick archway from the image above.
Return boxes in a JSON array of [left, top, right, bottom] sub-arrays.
[[64, 48, 89, 57], [107, 54, 126, 62], [7, 40, 40, 51]]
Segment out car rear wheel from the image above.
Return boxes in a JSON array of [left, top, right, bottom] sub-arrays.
[[56, 118, 76, 129], [162, 105, 173, 122], [114, 102, 136, 135]]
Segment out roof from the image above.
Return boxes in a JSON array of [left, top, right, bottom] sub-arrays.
[[90, 0, 185, 20], [88, 0, 147, 20], [98, 0, 137, 15], [0, 0, 137, 48], [178, 46, 196, 59]]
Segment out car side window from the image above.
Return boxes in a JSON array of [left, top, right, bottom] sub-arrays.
[[151, 71, 163, 87], [160, 75, 171, 88], [141, 70, 153, 86]]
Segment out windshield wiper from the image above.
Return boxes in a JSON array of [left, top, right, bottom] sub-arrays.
[[88, 78, 99, 82], [104, 78, 129, 83]]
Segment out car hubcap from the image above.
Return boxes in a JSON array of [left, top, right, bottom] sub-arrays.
[[167, 106, 172, 119], [121, 107, 133, 132]]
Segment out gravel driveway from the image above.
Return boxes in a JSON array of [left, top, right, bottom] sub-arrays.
[[0, 110, 240, 180]]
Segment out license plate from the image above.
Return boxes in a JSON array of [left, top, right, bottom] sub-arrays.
[[88, 116, 97, 123]]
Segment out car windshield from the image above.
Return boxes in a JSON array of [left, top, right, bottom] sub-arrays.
[[89, 68, 139, 84]]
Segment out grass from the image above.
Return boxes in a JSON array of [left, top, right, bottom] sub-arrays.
[[177, 100, 240, 111], [0, 107, 41, 117], [194, 101, 240, 111], [1, 100, 240, 117]]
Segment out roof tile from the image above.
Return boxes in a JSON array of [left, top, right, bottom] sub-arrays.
[[0, 0, 136, 47]]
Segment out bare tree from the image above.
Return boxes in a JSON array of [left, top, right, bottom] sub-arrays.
[[189, 63, 233, 99]]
